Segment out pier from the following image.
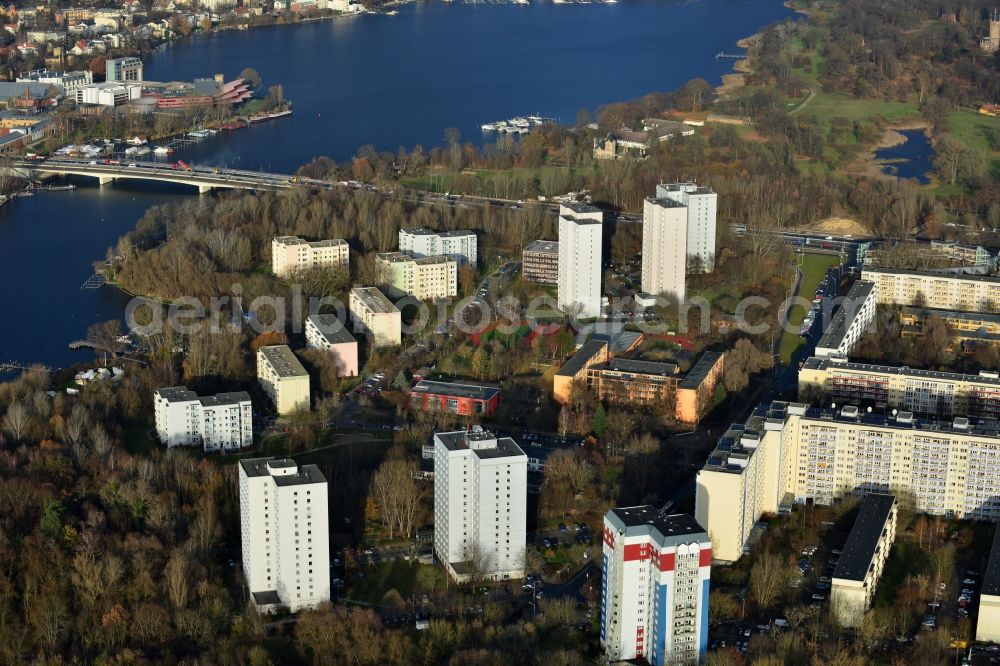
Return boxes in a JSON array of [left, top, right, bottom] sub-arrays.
[[0, 361, 50, 374], [715, 52, 745, 59]]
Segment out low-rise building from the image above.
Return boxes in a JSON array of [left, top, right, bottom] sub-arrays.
[[16, 68, 92, 94], [399, 227, 477, 267], [239, 457, 330, 613], [555, 343, 724, 424], [799, 356, 1000, 418], [377, 251, 457, 300], [409, 380, 501, 416], [75, 81, 141, 107], [433, 428, 527, 582], [675, 352, 725, 424], [830, 494, 897, 627], [553, 339, 610, 404], [862, 266, 1000, 314], [977, 525, 1000, 643], [349, 286, 401, 348], [522, 239, 559, 285], [601, 506, 711, 665], [814, 281, 877, 358], [304, 314, 358, 377], [257, 345, 310, 414], [899, 306, 1000, 353], [154, 386, 252, 452], [271, 236, 349, 278]]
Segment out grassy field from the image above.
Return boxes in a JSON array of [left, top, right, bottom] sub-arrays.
[[801, 92, 919, 131], [400, 164, 586, 197], [947, 109, 1000, 179], [779, 253, 842, 366], [348, 560, 422, 605], [874, 540, 929, 608]]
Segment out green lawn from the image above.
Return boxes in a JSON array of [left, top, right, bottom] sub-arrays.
[[778, 253, 842, 366], [800, 92, 919, 132], [348, 560, 421, 605], [400, 164, 586, 198], [946, 109, 1000, 179]]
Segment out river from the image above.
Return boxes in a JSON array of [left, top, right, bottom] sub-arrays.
[[0, 0, 792, 373]]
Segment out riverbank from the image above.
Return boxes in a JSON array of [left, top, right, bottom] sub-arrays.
[[859, 121, 931, 179]]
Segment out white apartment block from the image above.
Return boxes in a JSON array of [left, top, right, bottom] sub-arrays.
[[830, 494, 897, 628], [641, 195, 688, 303], [433, 428, 527, 582], [349, 286, 402, 348], [238, 457, 330, 613], [17, 68, 93, 95], [814, 281, 877, 358], [799, 356, 1000, 419], [153, 386, 252, 452], [862, 266, 1000, 313], [257, 345, 311, 415], [978, 526, 1000, 643], [377, 251, 457, 300], [697, 401, 1000, 563], [399, 227, 478, 267], [558, 203, 604, 319], [656, 183, 717, 272], [601, 507, 711, 666], [304, 314, 359, 377], [271, 236, 349, 278]]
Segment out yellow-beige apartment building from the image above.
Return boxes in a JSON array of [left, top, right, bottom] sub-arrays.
[[861, 267, 1000, 313], [271, 236, 349, 278], [377, 252, 457, 300], [256, 345, 310, 415], [349, 286, 402, 348]]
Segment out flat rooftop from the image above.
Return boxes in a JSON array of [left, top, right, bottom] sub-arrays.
[[401, 227, 475, 238], [435, 430, 526, 460], [258, 345, 308, 378], [902, 306, 1000, 325], [606, 506, 708, 548], [199, 391, 250, 407], [983, 524, 1000, 597], [274, 235, 347, 248], [351, 286, 398, 314], [645, 196, 688, 209], [156, 386, 198, 402], [602, 357, 678, 377], [679, 351, 724, 389], [658, 182, 715, 196], [816, 281, 875, 351], [862, 265, 1000, 284], [239, 457, 327, 485], [525, 240, 559, 254], [556, 339, 608, 377], [307, 314, 357, 345], [411, 380, 501, 401], [833, 494, 896, 582], [801, 356, 1000, 386]]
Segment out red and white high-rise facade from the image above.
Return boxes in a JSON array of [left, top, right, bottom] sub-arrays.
[[601, 507, 711, 666]]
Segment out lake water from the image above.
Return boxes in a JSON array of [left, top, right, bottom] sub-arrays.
[[876, 129, 933, 184], [0, 0, 792, 372]]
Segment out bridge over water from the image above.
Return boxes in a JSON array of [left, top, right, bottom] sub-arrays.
[[8, 158, 331, 194]]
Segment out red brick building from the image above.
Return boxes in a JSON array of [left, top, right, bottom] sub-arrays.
[[409, 380, 501, 417]]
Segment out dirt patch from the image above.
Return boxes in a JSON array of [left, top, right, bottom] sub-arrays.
[[798, 217, 872, 237]]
